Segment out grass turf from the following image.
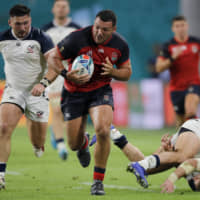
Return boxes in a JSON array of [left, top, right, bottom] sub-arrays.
[[0, 126, 198, 200]]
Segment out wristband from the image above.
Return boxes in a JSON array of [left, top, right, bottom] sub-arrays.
[[60, 69, 68, 79], [168, 172, 178, 183], [40, 77, 51, 88], [179, 161, 195, 175]]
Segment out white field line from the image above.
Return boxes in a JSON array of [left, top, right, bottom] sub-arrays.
[[7, 171, 21, 175], [81, 182, 155, 192], [80, 182, 187, 192]]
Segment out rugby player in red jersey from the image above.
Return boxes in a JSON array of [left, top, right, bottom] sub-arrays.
[[45, 10, 132, 195], [156, 16, 200, 126]]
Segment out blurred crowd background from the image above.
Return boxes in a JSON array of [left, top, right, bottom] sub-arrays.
[[0, 0, 200, 129]]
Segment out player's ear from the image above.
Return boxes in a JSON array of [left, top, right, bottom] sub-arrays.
[[8, 19, 11, 27]]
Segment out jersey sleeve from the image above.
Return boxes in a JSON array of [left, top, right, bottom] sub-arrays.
[[116, 41, 130, 66], [39, 31, 54, 54], [57, 32, 78, 59], [159, 43, 171, 59]]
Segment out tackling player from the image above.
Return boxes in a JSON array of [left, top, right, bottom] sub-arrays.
[[127, 119, 200, 190], [42, 0, 81, 161], [156, 16, 200, 127], [0, 4, 56, 190], [45, 10, 132, 195]]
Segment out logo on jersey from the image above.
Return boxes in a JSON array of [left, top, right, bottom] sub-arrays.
[[111, 52, 118, 61], [26, 45, 35, 53], [64, 112, 71, 119], [192, 45, 198, 53], [188, 86, 194, 93], [172, 45, 187, 54], [98, 48, 104, 53], [36, 111, 44, 118], [104, 95, 109, 101]]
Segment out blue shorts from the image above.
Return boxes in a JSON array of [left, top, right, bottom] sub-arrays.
[[170, 85, 200, 115], [61, 84, 114, 121]]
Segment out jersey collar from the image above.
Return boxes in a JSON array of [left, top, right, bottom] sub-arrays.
[[11, 27, 32, 41], [174, 36, 189, 44], [53, 18, 72, 27]]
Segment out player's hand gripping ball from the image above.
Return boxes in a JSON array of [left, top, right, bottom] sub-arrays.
[[71, 54, 94, 77]]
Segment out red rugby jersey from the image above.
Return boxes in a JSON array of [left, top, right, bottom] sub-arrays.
[[57, 26, 130, 92], [159, 36, 200, 91]]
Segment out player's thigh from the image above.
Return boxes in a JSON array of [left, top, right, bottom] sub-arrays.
[[65, 115, 87, 147], [185, 93, 200, 113], [89, 84, 114, 134], [0, 103, 23, 132], [90, 105, 113, 131], [26, 118, 47, 141], [1, 86, 25, 128], [175, 132, 200, 159]]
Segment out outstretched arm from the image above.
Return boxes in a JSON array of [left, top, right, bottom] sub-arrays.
[[161, 158, 200, 193]]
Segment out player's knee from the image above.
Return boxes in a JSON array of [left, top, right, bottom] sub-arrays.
[[185, 111, 197, 120], [0, 123, 12, 138], [95, 124, 110, 140]]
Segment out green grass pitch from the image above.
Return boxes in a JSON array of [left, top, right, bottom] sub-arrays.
[[0, 125, 199, 200]]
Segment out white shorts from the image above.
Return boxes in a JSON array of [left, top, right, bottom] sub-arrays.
[[1, 85, 49, 122], [171, 119, 200, 157]]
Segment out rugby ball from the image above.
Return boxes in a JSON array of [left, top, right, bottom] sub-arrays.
[[71, 54, 94, 76]]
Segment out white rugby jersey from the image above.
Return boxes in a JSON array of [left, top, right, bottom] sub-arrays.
[[0, 27, 54, 92], [41, 19, 81, 45]]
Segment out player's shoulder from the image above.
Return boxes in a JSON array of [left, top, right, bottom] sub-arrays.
[[0, 29, 15, 41], [188, 36, 200, 43], [162, 38, 177, 47], [41, 21, 54, 31], [30, 27, 52, 41], [108, 32, 129, 50]]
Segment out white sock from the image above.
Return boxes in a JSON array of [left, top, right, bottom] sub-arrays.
[[34, 147, 44, 158], [0, 172, 5, 177], [138, 155, 157, 170], [110, 128, 123, 140], [57, 142, 66, 152]]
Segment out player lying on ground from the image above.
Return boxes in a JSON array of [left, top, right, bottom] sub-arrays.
[[127, 119, 200, 190]]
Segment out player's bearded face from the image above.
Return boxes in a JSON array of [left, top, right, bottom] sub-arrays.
[[9, 15, 31, 39], [93, 17, 116, 44]]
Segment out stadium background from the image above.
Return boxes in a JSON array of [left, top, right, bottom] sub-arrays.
[[0, 0, 200, 129]]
